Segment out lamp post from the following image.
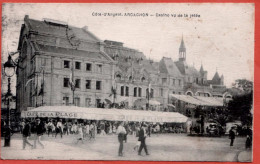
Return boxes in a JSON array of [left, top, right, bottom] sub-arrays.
[[3, 55, 16, 147]]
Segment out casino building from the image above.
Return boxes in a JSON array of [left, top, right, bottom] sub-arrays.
[[16, 15, 228, 114]]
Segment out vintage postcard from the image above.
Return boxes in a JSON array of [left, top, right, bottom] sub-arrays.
[[1, 3, 254, 162]]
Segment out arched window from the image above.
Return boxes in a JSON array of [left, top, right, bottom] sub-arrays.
[[141, 77, 145, 82], [116, 74, 121, 81], [121, 86, 124, 96], [129, 76, 132, 81], [125, 86, 129, 97], [134, 87, 137, 97], [186, 91, 193, 96], [138, 87, 142, 97]]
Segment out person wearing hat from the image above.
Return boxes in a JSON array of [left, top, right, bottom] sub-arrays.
[[138, 123, 149, 156], [22, 119, 33, 150], [229, 126, 236, 147], [116, 122, 126, 156], [33, 118, 45, 149]]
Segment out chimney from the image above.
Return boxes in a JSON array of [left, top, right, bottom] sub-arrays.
[[82, 26, 88, 31], [24, 15, 29, 21]]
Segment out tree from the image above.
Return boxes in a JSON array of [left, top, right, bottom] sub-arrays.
[[228, 79, 253, 126]]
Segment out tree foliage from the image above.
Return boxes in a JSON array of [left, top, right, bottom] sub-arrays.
[[227, 79, 253, 126]]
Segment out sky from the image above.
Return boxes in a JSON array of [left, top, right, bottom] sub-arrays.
[[1, 3, 254, 93]]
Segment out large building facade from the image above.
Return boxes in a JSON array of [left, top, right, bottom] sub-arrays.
[[16, 16, 228, 113]]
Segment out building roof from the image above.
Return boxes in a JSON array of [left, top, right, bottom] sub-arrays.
[[159, 57, 183, 77], [26, 16, 100, 42], [174, 60, 200, 76]]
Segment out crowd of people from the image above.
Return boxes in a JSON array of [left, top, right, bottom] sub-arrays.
[[19, 117, 154, 156]]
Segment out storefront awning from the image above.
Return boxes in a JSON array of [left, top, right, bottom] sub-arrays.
[[169, 94, 223, 107], [21, 106, 188, 123], [194, 96, 223, 107]]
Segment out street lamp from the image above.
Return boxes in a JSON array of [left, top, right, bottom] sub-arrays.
[[3, 55, 16, 147]]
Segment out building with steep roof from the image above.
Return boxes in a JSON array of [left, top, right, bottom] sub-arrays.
[[15, 15, 228, 113]]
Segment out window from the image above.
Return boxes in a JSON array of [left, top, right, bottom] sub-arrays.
[[96, 99, 101, 108], [172, 79, 175, 86], [141, 77, 145, 82], [150, 89, 154, 98], [138, 88, 142, 97], [75, 79, 81, 88], [86, 80, 91, 89], [172, 91, 175, 94], [116, 74, 121, 81], [162, 78, 167, 85], [129, 76, 132, 81], [86, 63, 92, 71], [121, 86, 124, 96], [96, 81, 101, 90], [63, 78, 70, 87], [85, 98, 91, 107], [134, 87, 137, 97], [75, 97, 80, 107], [63, 97, 69, 106], [97, 64, 102, 73], [64, 60, 70, 68], [178, 79, 181, 86], [41, 58, 46, 66], [125, 86, 129, 97], [179, 92, 182, 95], [75, 62, 81, 70], [160, 88, 163, 96]]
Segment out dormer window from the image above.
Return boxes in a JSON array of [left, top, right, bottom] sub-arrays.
[[116, 74, 121, 81]]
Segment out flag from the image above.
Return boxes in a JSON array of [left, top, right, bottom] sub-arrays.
[[69, 62, 75, 91]]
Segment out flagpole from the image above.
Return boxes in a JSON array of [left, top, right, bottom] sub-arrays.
[[42, 69, 45, 106], [72, 59, 75, 105], [36, 73, 38, 107]]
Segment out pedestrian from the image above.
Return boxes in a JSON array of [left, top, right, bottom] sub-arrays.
[[138, 123, 149, 156], [33, 118, 45, 149], [133, 123, 140, 151], [148, 124, 151, 137], [89, 122, 96, 140], [85, 123, 90, 139], [63, 122, 69, 135], [22, 119, 33, 150], [100, 121, 106, 136], [116, 122, 126, 157], [229, 127, 236, 147], [20, 119, 25, 134], [76, 124, 84, 144], [47, 120, 54, 137], [55, 119, 63, 138]]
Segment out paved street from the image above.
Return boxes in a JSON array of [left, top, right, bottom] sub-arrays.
[[1, 133, 252, 161]]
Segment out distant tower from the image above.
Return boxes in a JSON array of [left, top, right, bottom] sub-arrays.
[[179, 35, 186, 61]]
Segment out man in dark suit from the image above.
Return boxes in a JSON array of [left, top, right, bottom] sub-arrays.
[[138, 123, 149, 156], [22, 119, 33, 149], [229, 127, 235, 147]]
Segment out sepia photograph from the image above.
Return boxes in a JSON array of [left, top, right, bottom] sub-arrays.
[[1, 3, 254, 162]]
